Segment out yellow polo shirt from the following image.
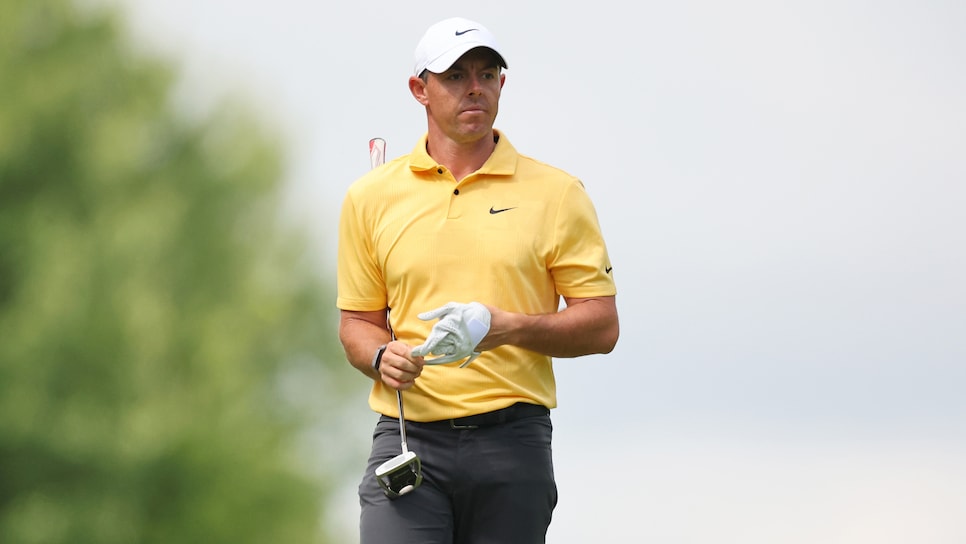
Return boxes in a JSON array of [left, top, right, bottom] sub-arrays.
[[337, 130, 616, 421]]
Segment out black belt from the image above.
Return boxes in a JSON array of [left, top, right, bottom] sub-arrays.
[[404, 402, 549, 430]]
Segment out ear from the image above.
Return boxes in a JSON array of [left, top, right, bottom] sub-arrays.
[[409, 76, 429, 106], [500, 72, 506, 89]]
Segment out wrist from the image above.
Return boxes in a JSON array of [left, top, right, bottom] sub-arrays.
[[371, 344, 388, 372]]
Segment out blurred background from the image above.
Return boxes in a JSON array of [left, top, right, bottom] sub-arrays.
[[2, 0, 964, 543], [2, 0, 360, 542]]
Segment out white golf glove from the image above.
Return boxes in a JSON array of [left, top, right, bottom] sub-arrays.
[[410, 302, 490, 367]]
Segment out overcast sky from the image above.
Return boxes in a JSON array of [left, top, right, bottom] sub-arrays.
[[104, 0, 965, 541]]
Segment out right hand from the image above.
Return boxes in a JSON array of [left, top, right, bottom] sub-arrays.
[[376, 341, 425, 390]]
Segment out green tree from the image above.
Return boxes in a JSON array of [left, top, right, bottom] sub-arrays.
[[0, 0, 356, 541]]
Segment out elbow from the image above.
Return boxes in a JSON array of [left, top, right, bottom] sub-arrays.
[[586, 317, 619, 355], [600, 322, 619, 354], [600, 314, 621, 354]]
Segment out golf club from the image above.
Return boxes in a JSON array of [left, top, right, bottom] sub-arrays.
[[368, 137, 423, 498]]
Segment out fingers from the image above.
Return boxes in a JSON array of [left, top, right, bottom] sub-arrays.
[[417, 302, 459, 321], [377, 343, 424, 390], [422, 352, 466, 365], [411, 314, 462, 357], [459, 351, 481, 368]]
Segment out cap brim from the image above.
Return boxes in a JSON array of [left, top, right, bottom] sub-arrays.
[[424, 44, 507, 74]]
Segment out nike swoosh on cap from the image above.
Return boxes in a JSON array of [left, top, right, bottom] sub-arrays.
[[455, 29, 479, 36]]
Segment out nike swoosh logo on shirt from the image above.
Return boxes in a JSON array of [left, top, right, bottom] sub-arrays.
[[489, 206, 517, 214]]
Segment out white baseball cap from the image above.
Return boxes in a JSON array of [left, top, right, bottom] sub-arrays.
[[413, 17, 507, 77]]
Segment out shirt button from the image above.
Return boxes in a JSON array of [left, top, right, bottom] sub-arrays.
[[437, 168, 443, 174], [453, 189, 460, 195]]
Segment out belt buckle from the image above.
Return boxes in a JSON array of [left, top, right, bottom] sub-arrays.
[[449, 419, 479, 430]]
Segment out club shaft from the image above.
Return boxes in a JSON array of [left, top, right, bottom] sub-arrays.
[[397, 390, 409, 453]]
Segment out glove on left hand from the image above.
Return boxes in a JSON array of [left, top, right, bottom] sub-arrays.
[[410, 302, 490, 367]]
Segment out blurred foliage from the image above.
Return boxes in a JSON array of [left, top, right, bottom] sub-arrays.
[[0, 0, 356, 542]]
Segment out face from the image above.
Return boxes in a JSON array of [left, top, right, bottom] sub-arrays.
[[410, 47, 506, 145]]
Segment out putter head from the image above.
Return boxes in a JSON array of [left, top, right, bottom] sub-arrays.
[[375, 451, 423, 498]]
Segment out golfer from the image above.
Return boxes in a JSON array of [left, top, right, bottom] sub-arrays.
[[337, 16, 619, 544]]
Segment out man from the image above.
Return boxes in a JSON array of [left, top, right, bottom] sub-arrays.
[[337, 16, 619, 544]]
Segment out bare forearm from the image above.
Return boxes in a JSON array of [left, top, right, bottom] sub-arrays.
[[480, 296, 619, 357], [339, 310, 392, 380]]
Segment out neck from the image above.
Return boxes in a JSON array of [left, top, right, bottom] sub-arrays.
[[425, 129, 497, 181]]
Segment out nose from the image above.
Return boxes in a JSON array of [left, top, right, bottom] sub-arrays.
[[467, 73, 483, 95]]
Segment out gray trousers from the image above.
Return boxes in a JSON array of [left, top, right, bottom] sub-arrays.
[[358, 408, 557, 544]]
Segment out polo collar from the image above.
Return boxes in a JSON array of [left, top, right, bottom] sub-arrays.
[[409, 130, 517, 177]]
